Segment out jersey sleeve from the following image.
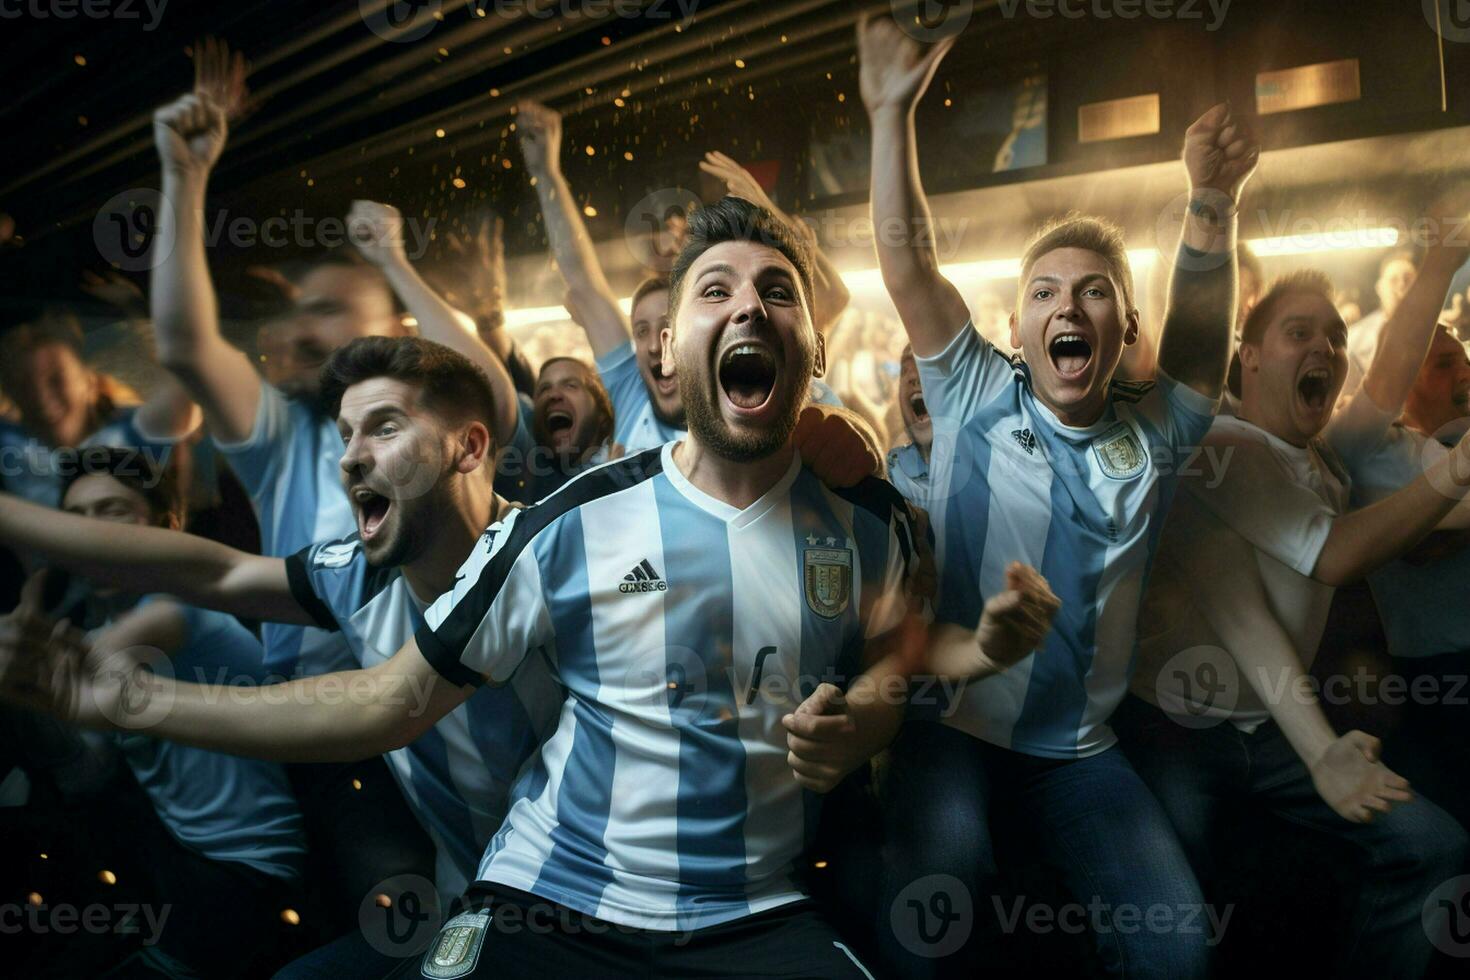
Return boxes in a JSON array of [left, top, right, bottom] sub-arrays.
[[283, 539, 366, 632], [493, 394, 542, 504], [1182, 435, 1335, 577], [211, 382, 294, 499], [914, 322, 1014, 430], [1134, 369, 1220, 454], [808, 378, 844, 407], [414, 511, 555, 688], [595, 340, 650, 424]]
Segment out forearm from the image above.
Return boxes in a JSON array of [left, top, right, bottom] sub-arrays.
[[153, 172, 223, 366], [868, 106, 968, 355], [1362, 245, 1463, 413], [122, 666, 430, 762], [132, 373, 201, 442], [843, 647, 911, 761], [1316, 449, 1470, 584], [1220, 612, 1336, 767], [530, 164, 627, 357], [1156, 203, 1237, 396]]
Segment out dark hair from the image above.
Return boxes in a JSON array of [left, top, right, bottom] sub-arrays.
[[60, 447, 182, 528], [668, 197, 814, 323], [0, 310, 85, 391], [319, 336, 498, 432], [536, 356, 615, 448], [631, 274, 671, 313], [1239, 269, 1336, 347]]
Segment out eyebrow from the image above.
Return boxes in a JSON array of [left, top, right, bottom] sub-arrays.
[[1027, 273, 1111, 287]]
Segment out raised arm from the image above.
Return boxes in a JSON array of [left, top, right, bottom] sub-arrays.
[[0, 492, 308, 625], [1156, 104, 1260, 399], [150, 93, 263, 444], [1176, 507, 1412, 822], [347, 200, 521, 448], [1359, 199, 1470, 415], [858, 15, 970, 357], [517, 100, 630, 360]]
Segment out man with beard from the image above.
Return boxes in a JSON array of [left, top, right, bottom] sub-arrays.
[[886, 344, 933, 506], [515, 101, 850, 456], [148, 91, 523, 937], [860, 13, 1255, 976], [0, 337, 561, 975], [0, 199, 1059, 980], [1122, 251, 1470, 978], [509, 356, 618, 502]]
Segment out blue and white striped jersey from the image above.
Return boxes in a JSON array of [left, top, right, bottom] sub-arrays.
[[214, 383, 356, 678], [0, 408, 177, 510], [919, 323, 1217, 758], [416, 444, 915, 931], [596, 341, 844, 453], [285, 537, 562, 898]]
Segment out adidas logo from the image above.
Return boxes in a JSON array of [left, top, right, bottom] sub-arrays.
[[619, 559, 668, 593], [1011, 428, 1037, 455]]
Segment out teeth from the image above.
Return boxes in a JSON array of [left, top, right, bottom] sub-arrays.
[[1305, 367, 1329, 379]]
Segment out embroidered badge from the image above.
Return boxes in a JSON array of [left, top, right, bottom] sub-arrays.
[[1092, 422, 1148, 480], [803, 540, 853, 620], [420, 909, 490, 979]]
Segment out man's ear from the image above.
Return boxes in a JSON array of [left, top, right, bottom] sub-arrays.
[[1122, 308, 1141, 347], [1008, 311, 1021, 351], [1238, 341, 1260, 374], [458, 420, 493, 473], [659, 324, 676, 376], [812, 332, 827, 379]]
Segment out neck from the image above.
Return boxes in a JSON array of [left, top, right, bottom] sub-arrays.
[[1238, 394, 1309, 448], [672, 434, 794, 511], [401, 476, 499, 601]]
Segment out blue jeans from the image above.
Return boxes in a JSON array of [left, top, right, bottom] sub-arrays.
[[876, 720, 1211, 979], [1113, 694, 1467, 980]]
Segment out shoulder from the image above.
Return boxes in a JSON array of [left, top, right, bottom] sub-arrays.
[[1107, 377, 1157, 405]]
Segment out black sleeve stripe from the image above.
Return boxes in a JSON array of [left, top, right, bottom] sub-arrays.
[[415, 626, 484, 688], [284, 549, 341, 632], [417, 448, 667, 667], [834, 475, 916, 570]]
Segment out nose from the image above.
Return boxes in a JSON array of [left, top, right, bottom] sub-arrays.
[[731, 282, 767, 325], [339, 430, 369, 479]]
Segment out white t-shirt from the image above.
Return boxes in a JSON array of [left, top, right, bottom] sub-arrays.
[[1133, 408, 1363, 731]]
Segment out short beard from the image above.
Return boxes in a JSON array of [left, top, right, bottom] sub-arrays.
[[680, 353, 813, 464], [361, 482, 443, 569], [650, 397, 687, 431]]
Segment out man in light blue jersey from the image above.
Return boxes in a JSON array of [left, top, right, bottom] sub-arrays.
[[3, 451, 305, 979], [515, 101, 852, 455], [859, 13, 1259, 977], [0, 338, 562, 975], [0, 198, 1058, 979], [886, 345, 933, 507], [148, 89, 530, 929]]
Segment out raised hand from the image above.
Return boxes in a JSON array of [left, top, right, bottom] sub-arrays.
[[1182, 103, 1260, 205], [516, 100, 564, 175], [857, 13, 956, 116], [347, 200, 409, 268], [79, 268, 146, 314], [1309, 731, 1414, 823], [783, 682, 862, 793], [192, 36, 255, 123], [699, 151, 780, 214], [793, 404, 883, 488], [971, 562, 1060, 674], [441, 210, 507, 323], [154, 93, 228, 177]]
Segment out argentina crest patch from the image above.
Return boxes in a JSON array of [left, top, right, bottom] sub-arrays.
[[420, 909, 490, 979], [1092, 422, 1147, 480], [803, 542, 853, 620]]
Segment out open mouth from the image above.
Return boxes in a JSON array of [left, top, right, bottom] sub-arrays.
[[718, 343, 778, 412], [908, 391, 929, 422], [1048, 332, 1094, 379], [545, 408, 574, 435], [1297, 366, 1332, 413], [352, 486, 392, 542], [649, 361, 679, 396]]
